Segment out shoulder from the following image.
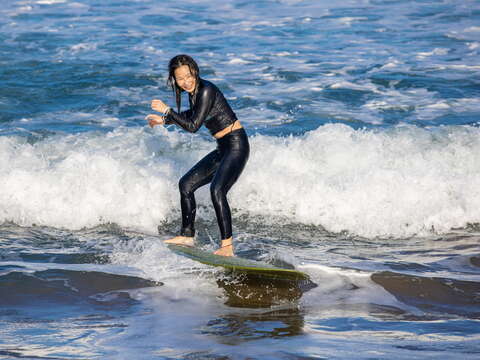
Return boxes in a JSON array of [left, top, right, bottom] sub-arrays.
[[198, 79, 217, 93], [196, 79, 217, 99]]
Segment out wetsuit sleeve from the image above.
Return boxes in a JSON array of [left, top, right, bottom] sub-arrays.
[[165, 86, 215, 133], [164, 110, 191, 125]]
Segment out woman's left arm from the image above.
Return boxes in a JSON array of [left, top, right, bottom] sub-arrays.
[[164, 86, 215, 133]]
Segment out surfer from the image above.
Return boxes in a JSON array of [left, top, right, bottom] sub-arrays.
[[146, 54, 249, 257]]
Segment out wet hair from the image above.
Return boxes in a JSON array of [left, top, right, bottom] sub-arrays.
[[167, 54, 200, 112]]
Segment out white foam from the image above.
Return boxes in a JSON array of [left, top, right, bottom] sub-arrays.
[[380, 60, 402, 69], [300, 264, 410, 311], [228, 58, 250, 65], [274, 51, 299, 57], [464, 26, 480, 32], [231, 124, 480, 237], [109, 235, 216, 283], [0, 127, 181, 232], [4, 119, 480, 237], [0, 260, 146, 279], [36, 0, 67, 4], [239, 53, 264, 61], [451, 98, 480, 111], [361, 87, 476, 122], [337, 17, 367, 26], [425, 102, 450, 110], [467, 42, 479, 50], [70, 42, 97, 53], [17, 6, 33, 12], [2, 119, 480, 240], [442, 64, 480, 71], [68, 2, 89, 9], [330, 81, 380, 93], [416, 48, 449, 59]]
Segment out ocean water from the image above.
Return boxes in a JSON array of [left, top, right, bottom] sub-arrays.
[[1, 0, 480, 359]]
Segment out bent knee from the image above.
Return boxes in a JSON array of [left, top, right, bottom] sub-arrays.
[[179, 176, 194, 194]]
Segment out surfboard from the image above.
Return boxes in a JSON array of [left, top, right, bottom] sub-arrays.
[[167, 244, 309, 281]]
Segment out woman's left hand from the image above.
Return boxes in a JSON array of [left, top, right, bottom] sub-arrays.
[[145, 114, 165, 127], [151, 99, 170, 114]]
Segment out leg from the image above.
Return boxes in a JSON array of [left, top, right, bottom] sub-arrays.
[[210, 148, 249, 256], [164, 149, 221, 245]]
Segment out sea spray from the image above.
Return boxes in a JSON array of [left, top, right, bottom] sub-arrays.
[[2, 124, 480, 237]]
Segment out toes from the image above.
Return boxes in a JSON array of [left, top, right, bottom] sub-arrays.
[[213, 249, 234, 257], [163, 237, 194, 246]]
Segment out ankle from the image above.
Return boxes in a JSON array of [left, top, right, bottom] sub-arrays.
[[220, 237, 233, 248]]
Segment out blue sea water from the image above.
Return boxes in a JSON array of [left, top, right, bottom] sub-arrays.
[[1, 0, 480, 359]]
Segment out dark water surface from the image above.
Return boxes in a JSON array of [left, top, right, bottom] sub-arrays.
[[1, 222, 479, 359], [1, 0, 480, 358]]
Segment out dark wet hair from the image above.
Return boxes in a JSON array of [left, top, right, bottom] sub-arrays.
[[167, 54, 200, 112]]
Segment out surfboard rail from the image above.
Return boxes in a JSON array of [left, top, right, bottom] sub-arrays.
[[167, 244, 309, 281]]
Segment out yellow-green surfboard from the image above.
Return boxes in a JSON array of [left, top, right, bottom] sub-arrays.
[[168, 244, 309, 281]]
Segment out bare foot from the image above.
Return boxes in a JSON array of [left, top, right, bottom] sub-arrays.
[[214, 243, 234, 257], [163, 236, 194, 247]]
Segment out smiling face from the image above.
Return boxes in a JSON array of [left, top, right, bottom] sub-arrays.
[[174, 65, 196, 93]]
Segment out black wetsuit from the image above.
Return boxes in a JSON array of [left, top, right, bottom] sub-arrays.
[[165, 78, 249, 240]]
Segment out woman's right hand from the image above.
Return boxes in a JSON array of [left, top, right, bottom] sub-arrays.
[[145, 114, 165, 127]]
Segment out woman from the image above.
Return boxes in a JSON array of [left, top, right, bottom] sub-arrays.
[[146, 54, 249, 257]]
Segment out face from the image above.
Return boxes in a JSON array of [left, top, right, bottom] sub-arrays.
[[174, 65, 196, 93]]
